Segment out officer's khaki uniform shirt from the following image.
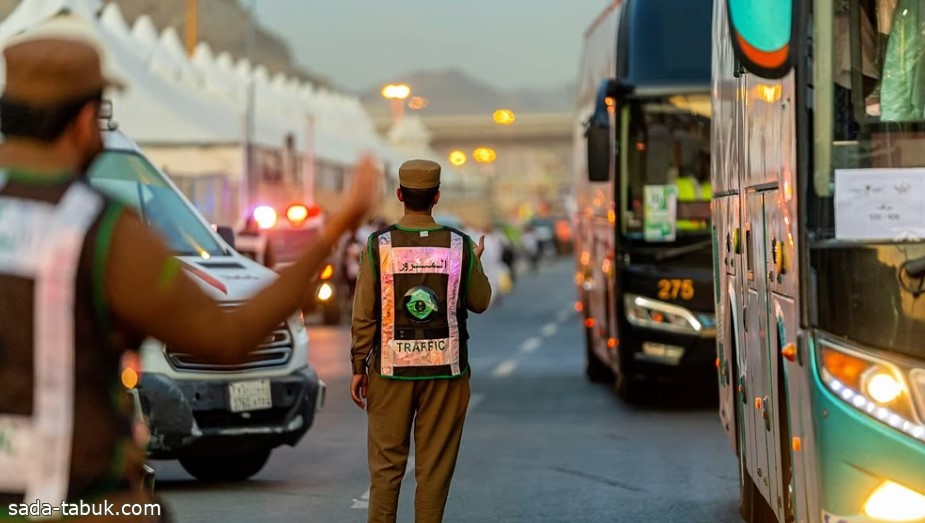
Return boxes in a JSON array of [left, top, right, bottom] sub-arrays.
[[350, 214, 492, 375]]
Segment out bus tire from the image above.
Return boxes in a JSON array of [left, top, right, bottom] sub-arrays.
[[738, 456, 753, 520], [585, 336, 613, 383], [747, 477, 777, 523], [615, 367, 641, 403]]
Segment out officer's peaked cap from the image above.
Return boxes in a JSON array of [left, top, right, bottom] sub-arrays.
[[399, 159, 441, 189]]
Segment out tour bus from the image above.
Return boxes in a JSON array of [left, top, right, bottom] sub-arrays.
[[90, 109, 325, 482], [573, 0, 716, 400], [712, 0, 925, 521]]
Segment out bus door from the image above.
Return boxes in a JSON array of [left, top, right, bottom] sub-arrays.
[[713, 8, 744, 456], [764, 79, 813, 523], [743, 192, 775, 509], [714, 195, 741, 454], [588, 208, 615, 355], [742, 75, 794, 520]]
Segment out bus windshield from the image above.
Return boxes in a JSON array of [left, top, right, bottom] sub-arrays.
[[810, 0, 925, 360], [621, 95, 712, 241], [87, 150, 226, 257]]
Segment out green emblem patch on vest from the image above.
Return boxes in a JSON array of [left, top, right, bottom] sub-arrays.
[[404, 286, 439, 322]]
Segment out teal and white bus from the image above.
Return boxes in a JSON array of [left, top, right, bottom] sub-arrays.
[[713, 0, 925, 521]]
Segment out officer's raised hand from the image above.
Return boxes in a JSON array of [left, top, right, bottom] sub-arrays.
[[474, 235, 485, 259], [345, 154, 383, 215]]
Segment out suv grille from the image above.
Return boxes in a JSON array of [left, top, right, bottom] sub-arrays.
[[166, 304, 294, 371]]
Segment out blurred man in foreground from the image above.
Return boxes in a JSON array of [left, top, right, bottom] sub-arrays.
[[0, 17, 379, 522]]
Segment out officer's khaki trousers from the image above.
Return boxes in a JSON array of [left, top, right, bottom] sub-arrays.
[[366, 371, 470, 523]]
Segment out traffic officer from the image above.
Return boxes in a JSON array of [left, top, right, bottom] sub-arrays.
[[350, 159, 492, 523], [0, 16, 379, 522]]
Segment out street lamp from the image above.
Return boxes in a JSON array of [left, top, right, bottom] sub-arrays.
[[472, 147, 499, 223], [448, 150, 467, 167], [382, 83, 411, 122], [473, 147, 497, 164], [493, 109, 516, 125], [408, 96, 429, 110]]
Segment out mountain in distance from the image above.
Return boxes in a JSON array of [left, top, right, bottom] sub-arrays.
[[360, 69, 575, 118], [0, 2, 574, 115]]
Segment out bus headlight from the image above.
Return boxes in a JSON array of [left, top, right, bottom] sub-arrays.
[[624, 294, 703, 336], [817, 336, 924, 441], [864, 481, 925, 521], [867, 372, 904, 405]]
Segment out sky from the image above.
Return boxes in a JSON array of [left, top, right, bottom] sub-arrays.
[[256, 0, 610, 93]]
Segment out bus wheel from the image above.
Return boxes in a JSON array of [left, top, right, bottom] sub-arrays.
[[740, 469, 777, 523], [738, 457, 753, 520], [585, 337, 613, 383], [614, 368, 641, 403]]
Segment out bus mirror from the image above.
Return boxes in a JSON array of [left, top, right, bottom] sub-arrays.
[[586, 123, 611, 183], [216, 225, 236, 250], [726, 0, 794, 79]]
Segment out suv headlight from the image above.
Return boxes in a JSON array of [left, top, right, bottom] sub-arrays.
[[817, 335, 924, 441], [624, 294, 712, 336]]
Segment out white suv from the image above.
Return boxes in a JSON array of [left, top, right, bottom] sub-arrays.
[[88, 129, 325, 481]]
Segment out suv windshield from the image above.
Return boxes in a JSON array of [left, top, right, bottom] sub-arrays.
[[620, 95, 712, 241], [88, 150, 225, 257]]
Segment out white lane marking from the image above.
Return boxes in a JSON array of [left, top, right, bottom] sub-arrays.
[[352, 456, 417, 509], [468, 393, 485, 415], [556, 308, 572, 323], [351, 491, 369, 509], [352, 396, 485, 509], [541, 322, 558, 337], [492, 358, 519, 378], [519, 337, 542, 353]]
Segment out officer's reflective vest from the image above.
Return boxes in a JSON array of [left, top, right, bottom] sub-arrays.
[[676, 176, 712, 202], [370, 226, 472, 379], [676, 176, 712, 232], [0, 173, 133, 507]]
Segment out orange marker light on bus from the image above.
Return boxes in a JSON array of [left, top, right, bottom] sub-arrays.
[[585, 318, 596, 328], [781, 343, 797, 362]]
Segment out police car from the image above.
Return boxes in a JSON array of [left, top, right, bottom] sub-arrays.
[[90, 117, 325, 481], [236, 203, 347, 325]]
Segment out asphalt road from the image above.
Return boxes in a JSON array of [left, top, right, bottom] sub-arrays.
[[153, 259, 741, 523]]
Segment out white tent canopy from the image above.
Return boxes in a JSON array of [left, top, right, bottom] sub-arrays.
[[0, 0, 396, 166]]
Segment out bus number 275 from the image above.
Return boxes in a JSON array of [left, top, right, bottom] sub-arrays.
[[657, 279, 695, 301]]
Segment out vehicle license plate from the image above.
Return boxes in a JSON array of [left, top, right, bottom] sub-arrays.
[[228, 379, 272, 413]]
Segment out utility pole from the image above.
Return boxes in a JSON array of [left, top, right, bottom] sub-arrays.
[[184, 0, 197, 56], [241, 0, 257, 218]]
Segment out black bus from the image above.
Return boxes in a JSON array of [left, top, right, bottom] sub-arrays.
[[573, 0, 716, 401]]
